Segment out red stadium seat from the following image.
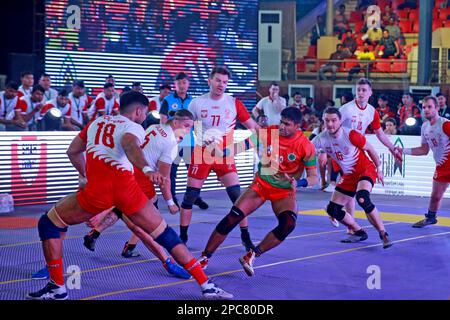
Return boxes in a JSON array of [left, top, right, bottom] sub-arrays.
[[399, 20, 412, 33], [391, 60, 408, 72], [411, 22, 420, 33], [349, 11, 363, 23], [354, 21, 364, 33], [397, 10, 409, 20], [305, 45, 317, 58], [343, 60, 360, 71], [310, 60, 327, 72], [409, 10, 419, 21], [296, 59, 307, 72], [444, 20, 450, 28], [439, 8, 450, 20], [375, 60, 391, 72], [435, 0, 446, 8]]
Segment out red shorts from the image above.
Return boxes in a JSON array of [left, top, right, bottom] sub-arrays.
[[188, 145, 237, 180], [335, 163, 377, 197], [434, 166, 450, 183], [77, 157, 148, 216], [133, 167, 157, 199], [250, 174, 295, 202]]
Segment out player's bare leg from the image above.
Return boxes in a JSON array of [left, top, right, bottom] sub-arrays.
[[127, 200, 233, 299], [327, 190, 368, 244], [200, 188, 265, 270], [413, 180, 449, 228], [355, 180, 392, 248], [27, 193, 98, 300], [219, 172, 255, 251]]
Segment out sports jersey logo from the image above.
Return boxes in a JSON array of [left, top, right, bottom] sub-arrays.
[[201, 109, 208, 118], [288, 153, 296, 161], [266, 145, 273, 155], [171, 103, 179, 110], [11, 136, 48, 204]]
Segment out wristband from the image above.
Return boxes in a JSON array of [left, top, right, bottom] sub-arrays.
[[403, 148, 412, 155], [142, 166, 152, 174], [167, 199, 175, 206]]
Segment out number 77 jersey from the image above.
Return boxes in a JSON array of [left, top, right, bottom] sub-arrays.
[[80, 115, 146, 173]]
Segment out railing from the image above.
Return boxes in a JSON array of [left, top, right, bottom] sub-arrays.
[[282, 58, 449, 84]]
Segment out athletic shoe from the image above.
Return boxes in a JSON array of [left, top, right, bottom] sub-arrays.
[[163, 258, 192, 279], [341, 229, 368, 243], [121, 241, 141, 258], [26, 281, 68, 300], [323, 183, 336, 193], [201, 280, 233, 300], [31, 266, 49, 280], [329, 216, 340, 228], [83, 233, 97, 252], [241, 232, 256, 252], [198, 254, 209, 270], [412, 216, 438, 228], [379, 231, 393, 249], [194, 198, 209, 210], [239, 250, 255, 277]]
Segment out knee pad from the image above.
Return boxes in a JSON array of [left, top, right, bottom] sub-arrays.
[[181, 187, 201, 210], [154, 226, 183, 253], [112, 208, 123, 220], [216, 206, 246, 235], [272, 211, 297, 241], [38, 214, 68, 241], [226, 185, 241, 204], [326, 202, 346, 221], [356, 190, 375, 214]]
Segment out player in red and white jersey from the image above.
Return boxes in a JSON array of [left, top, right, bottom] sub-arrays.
[[312, 107, 393, 248], [148, 84, 171, 112], [17, 71, 34, 98], [68, 80, 92, 129], [398, 96, 450, 228], [39, 90, 76, 131], [15, 85, 45, 130], [87, 83, 119, 120], [27, 92, 233, 300], [325, 78, 402, 229], [38, 74, 59, 103], [80, 109, 196, 280], [179, 66, 259, 251], [0, 81, 27, 130]]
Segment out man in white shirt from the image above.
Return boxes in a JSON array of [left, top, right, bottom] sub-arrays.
[[252, 82, 287, 126], [39, 74, 58, 103]]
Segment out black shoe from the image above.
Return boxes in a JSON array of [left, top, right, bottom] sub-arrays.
[[241, 232, 256, 252], [121, 241, 140, 258], [341, 229, 368, 243], [83, 233, 97, 252], [412, 215, 438, 228], [194, 198, 209, 210], [379, 231, 393, 249]]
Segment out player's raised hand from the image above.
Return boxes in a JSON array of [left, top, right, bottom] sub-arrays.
[[146, 171, 165, 186], [390, 146, 403, 163]]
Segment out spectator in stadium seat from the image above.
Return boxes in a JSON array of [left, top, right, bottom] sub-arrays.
[[348, 43, 375, 81], [365, 5, 381, 31], [397, 92, 421, 131], [319, 44, 352, 81], [397, 0, 417, 10], [334, 5, 349, 37], [384, 17, 402, 41], [306, 96, 315, 111], [375, 29, 400, 58], [381, 4, 399, 27], [310, 15, 326, 46], [377, 94, 396, 123], [383, 117, 398, 135], [290, 92, 308, 112], [342, 30, 357, 54], [436, 93, 450, 120], [365, 26, 383, 45]]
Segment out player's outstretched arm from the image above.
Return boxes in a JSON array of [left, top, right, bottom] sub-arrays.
[[374, 127, 402, 162], [401, 143, 430, 156], [157, 160, 178, 214], [363, 141, 384, 186]]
